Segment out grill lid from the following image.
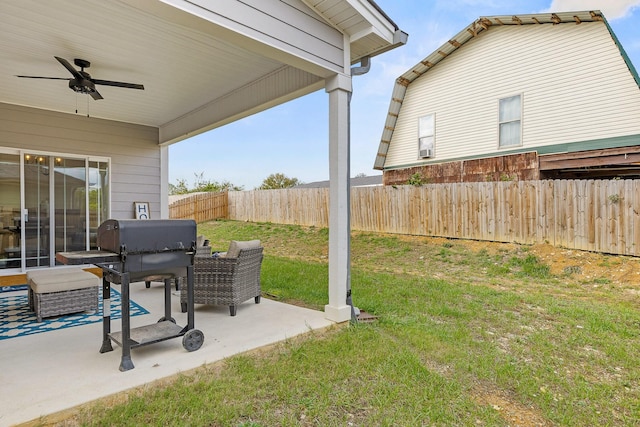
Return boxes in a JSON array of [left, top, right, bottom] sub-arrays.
[[97, 219, 196, 254]]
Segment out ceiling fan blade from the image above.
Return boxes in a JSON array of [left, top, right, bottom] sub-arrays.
[[93, 79, 144, 90], [16, 75, 71, 80], [90, 89, 104, 100], [17, 56, 142, 100], [55, 56, 83, 80]]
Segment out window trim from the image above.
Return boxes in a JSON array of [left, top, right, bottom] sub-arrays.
[[498, 94, 523, 148], [418, 113, 435, 159]]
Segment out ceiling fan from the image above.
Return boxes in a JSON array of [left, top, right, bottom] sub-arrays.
[[16, 56, 144, 100]]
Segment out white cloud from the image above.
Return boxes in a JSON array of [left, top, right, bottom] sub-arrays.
[[547, 0, 640, 19]]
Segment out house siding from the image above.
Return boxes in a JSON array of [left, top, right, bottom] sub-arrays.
[[0, 103, 160, 220], [384, 20, 640, 170]]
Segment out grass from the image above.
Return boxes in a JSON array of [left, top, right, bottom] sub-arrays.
[[63, 220, 640, 426]]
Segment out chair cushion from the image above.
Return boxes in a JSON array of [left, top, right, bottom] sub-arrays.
[[226, 240, 261, 258]]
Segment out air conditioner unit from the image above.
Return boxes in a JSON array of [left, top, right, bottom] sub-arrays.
[[420, 148, 433, 158]]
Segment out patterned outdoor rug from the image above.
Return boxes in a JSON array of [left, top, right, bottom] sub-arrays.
[[0, 289, 149, 341], [0, 285, 28, 293]]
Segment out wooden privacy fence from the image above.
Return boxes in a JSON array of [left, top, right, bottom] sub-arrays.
[[226, 180, 640, 257], [229, 188, 329, 226], [169, 192, 228, 223]]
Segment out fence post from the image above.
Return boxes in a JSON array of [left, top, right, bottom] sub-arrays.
[[178, 180, 640, 256]]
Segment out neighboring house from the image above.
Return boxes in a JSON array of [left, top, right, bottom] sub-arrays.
[[295, 174, 382, 188], [374, 11, 640, 185], [0, 0, 406, 323]]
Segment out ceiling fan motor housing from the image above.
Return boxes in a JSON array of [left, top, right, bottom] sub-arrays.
[[74, 58, 91, 69]]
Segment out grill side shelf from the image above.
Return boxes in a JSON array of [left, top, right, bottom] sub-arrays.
[[56, 250, 120, 265]]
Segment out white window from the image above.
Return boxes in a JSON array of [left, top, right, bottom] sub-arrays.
[[418, 113, 435, 158], [499, 95, 522, 147]]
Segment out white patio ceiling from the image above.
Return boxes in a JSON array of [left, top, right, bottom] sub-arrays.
[[0, 0, 403, 145]]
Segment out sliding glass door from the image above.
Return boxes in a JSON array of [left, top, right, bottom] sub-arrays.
[[0, 153, 21, 269], [23, 154, 51, 267], [53, 157, 88, 264], [0, 151, 109, 271], [87, 160, 109, 252]]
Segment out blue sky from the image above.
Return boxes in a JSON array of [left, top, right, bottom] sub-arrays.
[[169, 0, 640, 190]]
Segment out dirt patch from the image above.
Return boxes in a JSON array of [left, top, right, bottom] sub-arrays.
[[473, 383, 553, 427], [528, 243, 640, 284], [399, 234, 640, 285]]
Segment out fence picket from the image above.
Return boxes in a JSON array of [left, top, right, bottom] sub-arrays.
[[171, 180, 640, 257]]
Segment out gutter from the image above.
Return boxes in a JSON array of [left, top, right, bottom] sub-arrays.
[[366, 0, 399, 30], [355, 0, 407, 63], [356, 29, 408, 64]]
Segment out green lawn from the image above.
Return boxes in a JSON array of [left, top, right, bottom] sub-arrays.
[[66, 220, 640, 426]]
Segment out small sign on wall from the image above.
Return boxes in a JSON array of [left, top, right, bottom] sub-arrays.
[[134, 202, 150, 219]]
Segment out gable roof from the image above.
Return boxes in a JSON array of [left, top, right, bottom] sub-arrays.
[[373, 10, 639, 170]]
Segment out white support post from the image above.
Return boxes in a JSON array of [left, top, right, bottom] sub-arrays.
[[160, 145, 169, 219], [324, 72, 353, 323]]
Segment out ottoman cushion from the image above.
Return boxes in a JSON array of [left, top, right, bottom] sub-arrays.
[[28, 270, 99, 293]]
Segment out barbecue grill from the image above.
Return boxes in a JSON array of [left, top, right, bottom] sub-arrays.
[[57, 219, 204, 371]]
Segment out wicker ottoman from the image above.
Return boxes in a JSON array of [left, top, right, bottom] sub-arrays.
[[27, 269, 100, 322]]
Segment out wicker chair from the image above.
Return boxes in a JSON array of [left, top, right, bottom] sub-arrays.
[[181, 245, 263, 316]]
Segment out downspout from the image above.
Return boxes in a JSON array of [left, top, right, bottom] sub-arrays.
[[351, 56, 371, 77], [346, 56, 371, 324]]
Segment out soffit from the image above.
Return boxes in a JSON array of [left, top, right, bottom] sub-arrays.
[[1, 0, 405, 144], [0, 0, 302, 129], [302, 0, 405, 64]]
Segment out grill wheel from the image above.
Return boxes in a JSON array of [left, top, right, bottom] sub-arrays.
[[182, 329, 204, 352]]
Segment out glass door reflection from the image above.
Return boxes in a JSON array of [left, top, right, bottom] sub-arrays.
[[54, 157, 87, 263], [24, 154, 50, 267], [0, 153, 21, 270], [88, 161, 109, 250], [0, 152, 109, 270]]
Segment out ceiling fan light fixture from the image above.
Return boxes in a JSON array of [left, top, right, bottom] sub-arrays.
[[69, 78, 95, 94]]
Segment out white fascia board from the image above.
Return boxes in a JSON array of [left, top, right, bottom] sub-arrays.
[[347, 0, 397, 36], [301, 0, 404, 59], [346, 1, 407, 60]]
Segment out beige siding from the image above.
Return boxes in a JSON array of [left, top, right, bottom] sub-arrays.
[[0, 103, 160, 219], [385, 21, 640, 168]]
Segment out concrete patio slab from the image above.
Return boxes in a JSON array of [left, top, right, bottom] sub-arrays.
[[0, 282, 334, 426]]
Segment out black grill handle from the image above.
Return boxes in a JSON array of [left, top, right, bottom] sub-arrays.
[[190, 241, 197, 263]]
